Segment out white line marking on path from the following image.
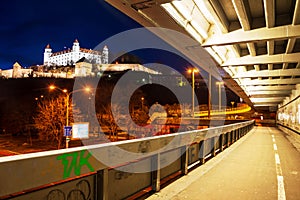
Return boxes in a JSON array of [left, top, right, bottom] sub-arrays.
[[277, 175, 286, 200], [272, 135, 276, 142], [270, 130, 286, 200], [275, 153, 280, 164]]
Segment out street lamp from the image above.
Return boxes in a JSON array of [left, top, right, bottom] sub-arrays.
[[216, 81, 224, 112], [231, 101, 235, 110], [49, 85, 91, 148], [188, 68, 199, 117], [141, 97, 144, 110]]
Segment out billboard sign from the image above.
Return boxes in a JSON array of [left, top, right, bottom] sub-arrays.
[[72, 122, 89, 139]]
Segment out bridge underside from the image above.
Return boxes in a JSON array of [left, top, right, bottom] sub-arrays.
[[106, 0, 300, 112]]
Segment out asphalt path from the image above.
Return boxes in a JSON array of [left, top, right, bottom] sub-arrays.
[[147, 126, 300, 200]]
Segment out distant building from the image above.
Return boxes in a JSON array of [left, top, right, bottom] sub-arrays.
[[1, 41, 163, 78], [1, 69, 12, 78], [43, 39, 108, 66], [12, 62, 22, 78], [1, 62, 32, 78], [74, 58, 93, 77], [97, 63, 161, 75]]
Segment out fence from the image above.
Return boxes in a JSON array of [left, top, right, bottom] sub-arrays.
[[0, 120, 254, 200]]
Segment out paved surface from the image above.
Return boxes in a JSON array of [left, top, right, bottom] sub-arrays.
[[147, 126, 300, 200]]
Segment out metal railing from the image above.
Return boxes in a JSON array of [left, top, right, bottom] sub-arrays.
[[0, 120, 254, 200]]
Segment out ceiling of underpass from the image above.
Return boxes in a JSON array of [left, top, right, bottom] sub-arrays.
[[105, 0, 300, 112]]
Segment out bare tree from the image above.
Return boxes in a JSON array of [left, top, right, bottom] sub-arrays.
[[97, 103, 123, 141], [34, 96, 81, 149], [182, 103, 192, 117]]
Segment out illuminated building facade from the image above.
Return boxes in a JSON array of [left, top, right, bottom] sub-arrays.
[[43, 39, 108, 66]]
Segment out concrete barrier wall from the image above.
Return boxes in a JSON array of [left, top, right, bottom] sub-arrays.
[[277, 84, 300, 133], [0, 120, 254, 200]]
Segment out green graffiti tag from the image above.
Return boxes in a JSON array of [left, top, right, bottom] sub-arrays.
[[57, 150, 95, 179]]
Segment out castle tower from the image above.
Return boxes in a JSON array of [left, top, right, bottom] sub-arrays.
[[12, 62, 22, 78], [72, 39, 80, 63], [102, 45, 109, 64], [72, 39, 80, 52], [43, 44, 52, 66]]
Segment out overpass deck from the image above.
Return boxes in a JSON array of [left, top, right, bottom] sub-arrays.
[[147, 126, 300, 200]]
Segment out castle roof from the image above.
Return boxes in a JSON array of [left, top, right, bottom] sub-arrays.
[[80, 48, 101, 55], [45, 44, 51, 49], [51, 49, 72, 56], [49, 48, 101, 57], [13, 62, 22, 68]]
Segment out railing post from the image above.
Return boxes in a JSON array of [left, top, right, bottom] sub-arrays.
[[235, 129, 237, 141], [96, 168, 108, 200], [211, 137, 216, 157], [220, 134, 224, 152], [230, 131, 232, 145], [151, 154, 160, 192], [181, 146, 188, 175], [226, 132, 230, 147], [199, 140, 206, 164]]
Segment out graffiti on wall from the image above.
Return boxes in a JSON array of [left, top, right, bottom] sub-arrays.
[[57, 150, 95, 179], [47, 179, 92, 200]]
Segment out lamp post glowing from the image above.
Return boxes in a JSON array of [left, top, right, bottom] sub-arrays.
[[49, 85, 91, 148], [216, 81, 224, 112], [188, 68, 199, 117], [231, 101, 235, 110], [141, 97, 144, 110]]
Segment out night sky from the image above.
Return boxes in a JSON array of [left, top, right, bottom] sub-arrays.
[[0, 0, 240, 103], [0, 0, 143, 69]]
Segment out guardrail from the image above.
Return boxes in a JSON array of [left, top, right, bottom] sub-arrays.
[[0, 120, 254, 200]]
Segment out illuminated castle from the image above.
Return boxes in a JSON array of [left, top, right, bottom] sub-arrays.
[[43, 39, 108, 66]]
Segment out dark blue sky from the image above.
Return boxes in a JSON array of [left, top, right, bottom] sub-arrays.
[[0, 0, 143, 69]]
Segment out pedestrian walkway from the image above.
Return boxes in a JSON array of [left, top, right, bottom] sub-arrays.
[[147, 126, 300, 200]]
